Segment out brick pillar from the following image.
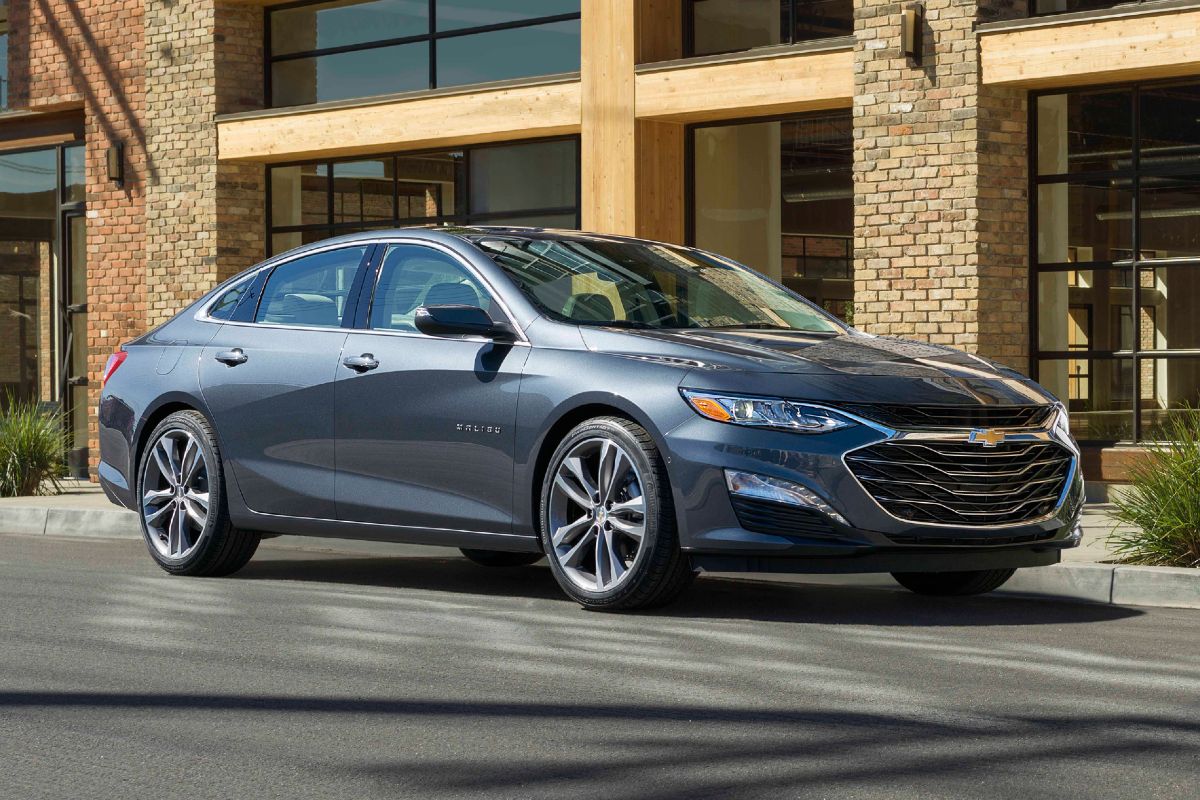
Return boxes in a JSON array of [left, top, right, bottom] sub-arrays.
[[853, 0, 1030, 372], [145, 0, 265, 328]]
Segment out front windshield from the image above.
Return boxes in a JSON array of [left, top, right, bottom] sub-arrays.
[[473, 235, 842, 333]]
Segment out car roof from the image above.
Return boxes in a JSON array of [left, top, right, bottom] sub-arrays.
[[280, 226, 682, 253]]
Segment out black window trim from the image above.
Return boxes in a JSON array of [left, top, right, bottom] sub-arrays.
[[265, 0, 582, 108], [1028, 74, 1200, 444]]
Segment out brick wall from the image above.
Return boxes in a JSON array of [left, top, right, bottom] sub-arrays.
[[145, 0, 265, 329], [853, 0, 1030, 373]]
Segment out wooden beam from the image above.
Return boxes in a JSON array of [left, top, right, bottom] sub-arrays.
[[217, 80, 582, 163], [635, 120, 685, 244], [580, 0, 637, 235], [981, 8, 1200, 88], [635, 48, 853, 123]]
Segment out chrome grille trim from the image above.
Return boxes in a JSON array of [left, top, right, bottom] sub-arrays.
[[844, 436, 1076, 528]]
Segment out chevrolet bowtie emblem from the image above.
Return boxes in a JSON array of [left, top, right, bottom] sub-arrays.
[[970, 429, 1006, 447]]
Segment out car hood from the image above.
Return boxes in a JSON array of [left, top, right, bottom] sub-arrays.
[[579, 327, 1057, 407]]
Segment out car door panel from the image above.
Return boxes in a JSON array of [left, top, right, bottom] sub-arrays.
[[334, 242, 530, 534]]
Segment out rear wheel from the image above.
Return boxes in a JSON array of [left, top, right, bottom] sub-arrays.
[[891, 568, 1016, 596], [539, 417, 694, 611], [460, 549, 543, 567], [137, 410, 259, 576]]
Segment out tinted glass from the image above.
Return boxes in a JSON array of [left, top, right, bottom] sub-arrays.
[[1139, 358, 1200, 440], [333, 159, 395, 224], [1034, 0, 1139, 15], [692, 0, 783, 56], [62, 144, 85, 204], [1139, 83, 1200, 171], [0, 149, 57, 219], [1038, 358, 1134, 441], [435, 19, 580, 87], [470, 140, 576, 214], [793, 0, 852, 42], [1037, 181, 1133, 265], [479, 236, 840, 332], [1036, 90, 1132, 175], [1036, 270, 1131, 352], [271, 42, 429, 106], [370, 244, 493, 331], [396, 151, 463, 220], [1136, 266, 1200, 350], [209, 276, 254, 320], [436, 0, 579, 31], [272, 163, 328, 228], [1139, 174, 1200, 260], [256, 246, 368, 327], [271, 0, 427, 56]]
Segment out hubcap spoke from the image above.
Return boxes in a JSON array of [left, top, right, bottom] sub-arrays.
[[143, 488, 174, 506], [548, 435, 647, 593], [153, 442, 176, 488], [143, 428, 209, 561], [144, 501, 174, 527]]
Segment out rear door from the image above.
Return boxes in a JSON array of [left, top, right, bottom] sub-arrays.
[[200, 244, 372, 520], [334, 242, 529, 533]]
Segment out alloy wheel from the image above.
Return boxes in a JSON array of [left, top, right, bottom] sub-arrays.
[[548, 436, 647, 592], [142, 429, 211, 560]]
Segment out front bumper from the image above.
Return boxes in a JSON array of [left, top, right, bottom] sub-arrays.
[[663, 412, 1084, 574]]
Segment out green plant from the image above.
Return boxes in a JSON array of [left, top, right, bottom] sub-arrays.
[[0, 396, 67, 498], [1108, 406, 1200, 568]]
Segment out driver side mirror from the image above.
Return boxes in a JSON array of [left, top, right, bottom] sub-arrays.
[[414, 304, 516, 341]]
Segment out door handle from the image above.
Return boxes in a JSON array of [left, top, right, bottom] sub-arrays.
[[214, 348, 248, 366], [342, 353, 379, 373]]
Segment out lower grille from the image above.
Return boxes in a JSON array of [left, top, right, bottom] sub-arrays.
[[731, 496, 836, 539], [887, 531, 1057, 547], [845, 440, 1073, 526]]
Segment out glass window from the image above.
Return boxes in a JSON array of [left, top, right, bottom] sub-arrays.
[[437, 0, 578, 31], [267, 138, 579, 255], [469, 140, 576, 215], [687, 0, 852, 57], [1034, 0, 1135, 16], [270, 42, 430, 107], [692, 111, 853, 321], [256, 246, 368, 327], [208, 276, 255, 321], [1034, 80, 1200, 442], [0, 4, 8, 111], [435, 18, 580, 87], [370, 244, 493, 331], [62, 145, 85, 205], [477, 235, 841, 332], [268, 0, 581, 108], [270, 0, 428, 56]]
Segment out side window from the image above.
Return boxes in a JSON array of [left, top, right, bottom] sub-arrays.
[[255, 246, 368, 328], [207, 275, 254, 320], [369, 245, 494, 332]]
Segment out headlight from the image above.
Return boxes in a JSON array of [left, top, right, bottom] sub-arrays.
[[681, 390, 855, 433], [1054, 402, 1071, 438]]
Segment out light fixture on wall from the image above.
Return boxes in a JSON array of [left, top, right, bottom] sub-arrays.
[[901, 5, 924, 65], [106, 142, 124, 185]]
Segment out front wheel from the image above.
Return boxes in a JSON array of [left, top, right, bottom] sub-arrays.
[[539, 417, 694, 611], [137, 410, 259, 576], [891, 568, 1016, 596]]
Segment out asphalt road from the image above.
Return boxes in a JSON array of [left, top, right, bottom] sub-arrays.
[[2, 534, 1198, 800]]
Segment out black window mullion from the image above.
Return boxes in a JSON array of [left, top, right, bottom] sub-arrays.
[[428, 0, 437, 89], [1131, 86, 1142, 442]]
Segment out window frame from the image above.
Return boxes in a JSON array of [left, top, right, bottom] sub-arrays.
[[683, 0, 854, 58], [199, 242, 376, 331], [264, 0, 582, 108], [1029, 76, 1200, 444], [264, 135, 583, 256]]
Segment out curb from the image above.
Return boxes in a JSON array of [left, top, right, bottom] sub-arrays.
[[1, 503, 1197, 611]]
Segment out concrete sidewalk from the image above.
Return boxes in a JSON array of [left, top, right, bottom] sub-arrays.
[[1, 482, 1197, 610]]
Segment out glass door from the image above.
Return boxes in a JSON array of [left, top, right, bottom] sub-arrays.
[[61, 211, 88, 477]]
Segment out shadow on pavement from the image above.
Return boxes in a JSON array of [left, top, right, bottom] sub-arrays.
[[238, 555, 1143, 627]]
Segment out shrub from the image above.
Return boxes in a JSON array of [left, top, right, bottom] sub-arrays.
[[0, 396, 67, 498], [1108, 408, 1200, 568]]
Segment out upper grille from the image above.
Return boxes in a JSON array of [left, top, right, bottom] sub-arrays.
[[839, 404, 1055, 431], [845, 440, 1073, 526]]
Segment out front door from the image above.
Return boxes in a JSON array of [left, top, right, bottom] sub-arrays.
[[199, 244, 370, 520], [335, 243, 529, 533]]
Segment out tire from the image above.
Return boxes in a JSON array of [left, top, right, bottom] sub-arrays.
[[539, 416, 695, 611], [460, 548, 543, 568], [891, 568, 1016, 596], [136, 410, 259, 577]]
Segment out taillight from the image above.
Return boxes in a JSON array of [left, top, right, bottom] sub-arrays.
[[101, 350, 128, 387]]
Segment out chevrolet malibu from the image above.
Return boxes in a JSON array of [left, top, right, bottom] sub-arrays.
[[98, 228, 1083, 610]]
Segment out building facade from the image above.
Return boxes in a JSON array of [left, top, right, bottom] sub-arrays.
[[1, 0, 1198, 481]]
